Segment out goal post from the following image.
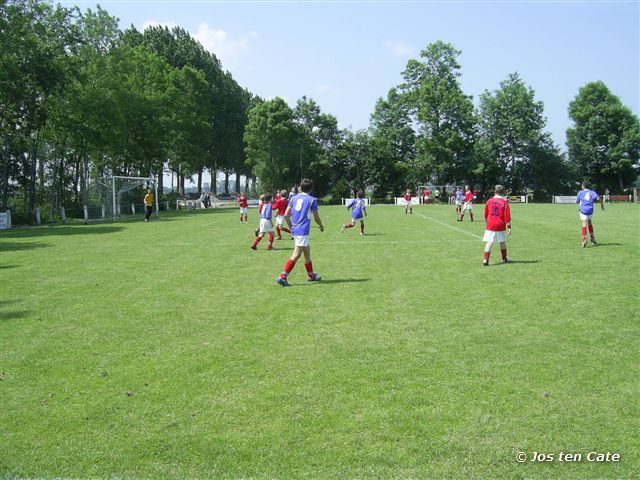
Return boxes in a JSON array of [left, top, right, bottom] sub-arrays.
[[91, 175, 158, 221], [417, 185, 463, 204]]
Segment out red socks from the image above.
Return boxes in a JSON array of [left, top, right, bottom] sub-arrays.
[[280, 259, 297, 278], [582, 226, 587, 239], [501, 248, 508, 260], [275, 226, 281, 238], [588, 224, 594, 236], [483, 252, 490, 261], [305, 261, 314, 277], [345, 223, 354, 229], [251, 236, 262, 248]]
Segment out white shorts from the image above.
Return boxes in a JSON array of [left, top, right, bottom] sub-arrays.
[[483, 230, 506, 243], [579, 213, 593, 221], [463, 203, 473, 210], [352, 216, 364, 223], [293, 235, 309, 247], [455, 201, 462, 206], [276, 215, 285, 226], [259, 218, 274, 233], [240, 207, 248, 214]]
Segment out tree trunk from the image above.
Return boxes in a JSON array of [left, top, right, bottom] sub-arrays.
[[235, 173, 241, 194], [28, 135, 38, 213], [244, 175, 249, 193], [197, 167, 203, 195], [179, 174, 185, 196], [157, 165, 164, 198], [224, 171, 230, 195], [1, 139, 9, 210], [211, 168, 217, 195]]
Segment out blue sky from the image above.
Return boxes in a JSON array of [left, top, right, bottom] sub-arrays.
[[63, 0, 639, 154]]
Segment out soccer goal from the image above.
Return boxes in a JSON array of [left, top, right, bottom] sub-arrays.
[[88, 176, 159, 221], [418, 185, 463, 204]]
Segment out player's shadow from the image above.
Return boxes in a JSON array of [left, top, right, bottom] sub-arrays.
[[316, 278, 371, 284], [361, 233, 387, 236], [592, 243, 622, 247], [500, 260, 540, 264]]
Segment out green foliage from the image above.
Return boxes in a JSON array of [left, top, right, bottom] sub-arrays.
[[244, 97, 301, 192], [477, 73, 569, 194], [400, 41, 476, 185], [369, 88, 416, 195], [567, 81, 640, 190]]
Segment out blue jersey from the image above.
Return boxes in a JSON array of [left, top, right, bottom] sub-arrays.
[[347, 198, 366, 219], [576, 189, 599, 215], [289, 193, 318, 236], [455, 190, 464, 202], [260, 202, 273, 219]]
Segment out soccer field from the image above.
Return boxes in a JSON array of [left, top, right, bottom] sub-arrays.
[[1, 204, 638, 479]]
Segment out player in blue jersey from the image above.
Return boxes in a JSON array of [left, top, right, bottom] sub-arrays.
[[576, 180, 604, 247], [277, 178, 324, 286], [251, 193, 275, 250], [454, 188, 464, 216], [341, 190, 367, 235]]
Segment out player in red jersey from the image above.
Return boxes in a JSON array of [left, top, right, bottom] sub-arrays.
[[404, 190, 413, 214], [482, 185, 511, 266], [423, 188, 430, 205], [458, 185, 474, 222], [272, 189, 292, 239], [236, 192, 249, 223]]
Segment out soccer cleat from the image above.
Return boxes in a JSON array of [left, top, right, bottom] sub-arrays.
[[266, 245, 273, 251], [502, 257, 511, 263], [277, 237, 282, 240], [307, 273, 321, 282], [251, 245, 257, 250], [360, 232, 364, 235], [591, 237, 598, 245], [482, 260, 489, 266], [581, 239, 587, 248], [341, 224, 346, 233], [277, 277, 290, 287]]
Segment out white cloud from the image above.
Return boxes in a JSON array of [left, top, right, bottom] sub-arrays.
[[141, 20, 177, 31], [193, 23, 257, 66], [384, 40, 414, 57]]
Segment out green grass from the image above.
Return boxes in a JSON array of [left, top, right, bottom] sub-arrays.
[[1, 203, 638, 479]]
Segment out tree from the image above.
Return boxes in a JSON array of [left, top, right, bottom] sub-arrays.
[[567, 81, 640, 191], [400, 41, 475, 186], [293, 96, 341, 196], [477, 72, 556, 193], [369, 88, 416, 196], [0, 0, 80, 210], [244, 97, 300, 192]]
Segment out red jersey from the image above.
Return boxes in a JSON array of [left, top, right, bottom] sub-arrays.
[[274, 193, 282, 201], [464, 191, 473, 203], [484, 196, 511, 231], [237, 195, 248, 208], [272, 197, 288, 216], [404, 193, 412, 202]]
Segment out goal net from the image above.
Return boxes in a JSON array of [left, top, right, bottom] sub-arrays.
[[417, 185, 463, 204], [87, 176, 158, 220]]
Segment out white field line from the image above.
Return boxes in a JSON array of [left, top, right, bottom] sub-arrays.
[[415, 212, 483, 240], [164, 239, 476, 248]]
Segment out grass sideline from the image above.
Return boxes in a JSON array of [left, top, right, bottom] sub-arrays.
[[1, 204, 638, 479]]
